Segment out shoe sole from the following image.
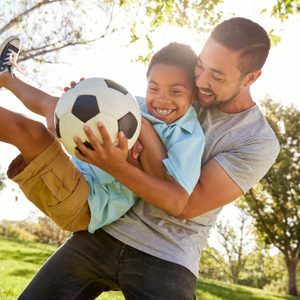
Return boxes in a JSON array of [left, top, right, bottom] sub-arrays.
[[0, 36, 21, 74]]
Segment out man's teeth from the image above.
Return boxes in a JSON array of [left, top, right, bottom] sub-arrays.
[[200, 89, 213, 96], [156, 108, 174, 115]]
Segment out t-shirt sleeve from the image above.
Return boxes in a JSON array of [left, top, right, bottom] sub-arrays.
[[214, 134, 280, 193], [163, 128, 205, 195]]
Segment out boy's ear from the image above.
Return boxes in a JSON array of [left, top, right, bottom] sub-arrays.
[[242, 70, 262, 87]]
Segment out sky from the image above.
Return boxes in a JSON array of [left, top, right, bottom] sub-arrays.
[[0, 0, 299, 248]]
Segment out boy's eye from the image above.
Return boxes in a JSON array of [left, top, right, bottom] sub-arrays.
[[148, 86, 158, 92], [172, 90, 182, 94]]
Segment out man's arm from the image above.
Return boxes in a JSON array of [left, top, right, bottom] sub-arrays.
[[131, 138, 243, 218], [179, 159, 243, 219]]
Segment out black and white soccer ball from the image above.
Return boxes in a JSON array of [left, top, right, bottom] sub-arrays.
[[54, 77, 141, 156]]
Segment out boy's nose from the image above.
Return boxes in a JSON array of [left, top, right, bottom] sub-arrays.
[[157, 93, 169, 102]]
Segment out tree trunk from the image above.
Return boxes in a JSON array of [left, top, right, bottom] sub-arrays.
[[286, 259, 298, 296]]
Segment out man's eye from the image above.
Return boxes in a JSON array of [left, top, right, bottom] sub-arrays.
[[212, 75, 223, 82]]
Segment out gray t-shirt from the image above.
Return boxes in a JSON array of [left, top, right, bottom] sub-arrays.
[[104, 103, 280, 277]]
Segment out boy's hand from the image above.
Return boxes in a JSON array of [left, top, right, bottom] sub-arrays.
[[73, 122, 129, 175]]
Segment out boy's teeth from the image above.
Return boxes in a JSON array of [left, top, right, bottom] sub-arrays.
[[156, 108, 173, 115]]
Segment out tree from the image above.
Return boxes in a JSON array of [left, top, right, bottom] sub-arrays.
[[200, 245, 228, 281], [2, 0, 298, 67], [2, 0, 121, 64], [1, 0, 223, 66], [206, 212, 253, 284], [240, 99, 300, 296]]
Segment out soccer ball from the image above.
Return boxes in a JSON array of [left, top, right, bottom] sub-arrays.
[[54, 77, 141, 156]]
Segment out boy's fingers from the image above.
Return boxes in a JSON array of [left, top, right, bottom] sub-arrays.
[[118, 131, 128, 151], [83, 125, 104, 153], [96, 122, 113, 146], [73, 136, 89, 157]]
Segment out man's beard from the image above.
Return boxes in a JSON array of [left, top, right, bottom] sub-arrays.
[[200, 88, 241, 110]]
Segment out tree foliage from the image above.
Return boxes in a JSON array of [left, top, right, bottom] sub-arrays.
[[270, 0, 300, 20], [2, 0, 299, 66], [1, 0, 121, 64], [240, 99, 300, 296]]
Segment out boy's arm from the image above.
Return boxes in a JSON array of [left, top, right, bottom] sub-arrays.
[[74, 123, 190, 216], [137, 117, 168, 180]]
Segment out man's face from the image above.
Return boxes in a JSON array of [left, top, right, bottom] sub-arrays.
[[194, 37, 244, 110]]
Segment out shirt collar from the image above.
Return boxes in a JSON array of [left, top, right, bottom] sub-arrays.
[[143, 105, 198, 134]]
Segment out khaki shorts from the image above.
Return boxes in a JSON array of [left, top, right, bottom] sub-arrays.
[[7, 139, 90, 232]]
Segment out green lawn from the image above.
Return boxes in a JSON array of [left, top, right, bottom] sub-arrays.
[[0, 237, 299, 300]]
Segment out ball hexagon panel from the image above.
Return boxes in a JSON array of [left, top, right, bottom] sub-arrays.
[[58, 113, 86, 155], [85, 113, 119, 146], [97, 89, 140, 120]]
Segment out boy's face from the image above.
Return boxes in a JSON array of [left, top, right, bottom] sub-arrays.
[[146, 63, 194, 124], [194, 37, 245, 110]]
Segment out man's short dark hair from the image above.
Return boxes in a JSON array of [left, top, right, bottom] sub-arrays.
[[146, 42, 197, 83], [211, 17, 271, 75]]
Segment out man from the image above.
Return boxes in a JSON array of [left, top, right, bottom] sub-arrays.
[[19, 17, 279, 299]]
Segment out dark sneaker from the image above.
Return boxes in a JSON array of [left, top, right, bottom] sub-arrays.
[[0, 36, 21, 76]]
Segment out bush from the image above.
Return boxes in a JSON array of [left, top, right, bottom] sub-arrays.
[[0, 216, 70, 246]]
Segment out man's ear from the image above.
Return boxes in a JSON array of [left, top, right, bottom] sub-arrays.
[[242, 70, 262, 87]]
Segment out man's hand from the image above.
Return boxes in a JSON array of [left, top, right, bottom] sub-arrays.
[[63, 78, 85, 92], [127, 140, 143, 170]]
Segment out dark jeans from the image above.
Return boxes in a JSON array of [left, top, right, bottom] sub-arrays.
[[18, 229, 197, 300]]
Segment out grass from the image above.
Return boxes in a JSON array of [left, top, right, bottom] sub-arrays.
[[196, 279, 300, 300], [0, 236, 299, 300]]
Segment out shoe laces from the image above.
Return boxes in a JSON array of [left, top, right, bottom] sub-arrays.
[[3, 48, 22, 74]]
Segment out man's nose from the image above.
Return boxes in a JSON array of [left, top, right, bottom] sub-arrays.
[[195, 70, 210, 88]]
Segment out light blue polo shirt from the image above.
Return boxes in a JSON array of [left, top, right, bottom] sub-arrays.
[[72, 97, 205, 234]]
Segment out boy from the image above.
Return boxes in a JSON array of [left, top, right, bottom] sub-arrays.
[[0, 37, 205, 233]]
